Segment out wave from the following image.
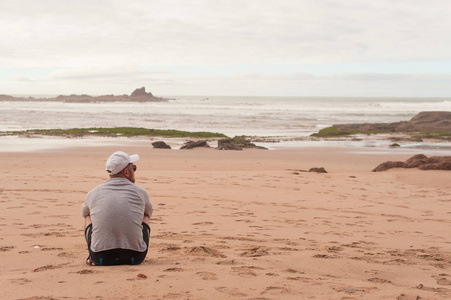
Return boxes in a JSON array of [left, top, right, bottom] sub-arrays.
[[2, 96, 450, 137]]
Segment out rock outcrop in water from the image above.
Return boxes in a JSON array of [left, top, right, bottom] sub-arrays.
[[131, 87, 154, 98], [372, 154, 451, 172], [313, 111, 451, 138], [0, 87, 167, 103]]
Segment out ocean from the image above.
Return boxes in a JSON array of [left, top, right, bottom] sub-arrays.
[[1, 96, 451, 151]]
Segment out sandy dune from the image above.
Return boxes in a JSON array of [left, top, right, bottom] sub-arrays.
[[0, 144, 450, 299]]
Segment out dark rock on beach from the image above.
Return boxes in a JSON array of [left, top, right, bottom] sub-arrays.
[[217, 136, 267, 150], [180, 140, 210, 149], [308, 167, 328, 173], [152, 141, 171, 149], [292, 167, 328, 173], [217, 139, 243, 150], [372, 154, 451, 172], [404, 154, 427, 168], [372, 161, 406, 172]]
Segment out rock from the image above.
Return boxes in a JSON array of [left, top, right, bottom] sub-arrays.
[[0, 87, 167, 103], [419, 160, 451, 170], [315, 111, 451, 136], [308, 167, 327, 173], [373, 154, 451, 171], [372, 161, 406, 172], [408, 111, 451, 130], [131, 87, 153, 98], [418, 163, 440, 170], [217, 136, 267, 150], [404, 154, 427, 168], [217, 139, 242, 150], [180, 140, 210, 149], [152, 141, 171, 149], [427, 156, 451, 163]]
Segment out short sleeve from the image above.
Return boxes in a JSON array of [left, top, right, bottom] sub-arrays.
[[81, 190, 93, 218], [144, 194, 153, 218], [81, 202, 90, 218]]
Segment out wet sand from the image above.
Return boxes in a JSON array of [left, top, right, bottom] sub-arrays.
[[0, 144, 450, 299]]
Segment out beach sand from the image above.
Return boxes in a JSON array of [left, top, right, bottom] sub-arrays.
[[0, 143, 450, 299]]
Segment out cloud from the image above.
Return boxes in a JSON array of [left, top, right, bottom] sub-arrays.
[[1, 0, 451, 96], [2, 0, 451, 68], [9, 75, 35, 82], [44, 67, 172, 82]]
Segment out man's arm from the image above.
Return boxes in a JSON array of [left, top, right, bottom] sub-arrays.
[[85, 215, 92, 229], [142, 214, 149, 224]]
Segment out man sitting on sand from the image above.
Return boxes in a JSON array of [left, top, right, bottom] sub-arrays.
[[82, 151, 153, 265]]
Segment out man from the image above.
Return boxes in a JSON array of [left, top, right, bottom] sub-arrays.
[[82, 151, 153, 265]]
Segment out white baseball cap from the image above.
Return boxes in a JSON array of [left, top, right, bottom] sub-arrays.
[[105, 151, 140, 175]]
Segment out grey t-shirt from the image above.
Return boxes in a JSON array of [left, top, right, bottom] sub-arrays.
[[82, 177, 153, 252]]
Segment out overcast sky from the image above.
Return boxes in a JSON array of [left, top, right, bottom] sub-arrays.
[[1, 0, 451, 97]]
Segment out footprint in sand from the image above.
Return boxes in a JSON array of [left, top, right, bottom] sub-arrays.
[[432, 274, 451, 286], [231, 266, 262, 278], [196, 271, 218, 280], [76, 269, 99, 275], [164, 267, 184, 272], [215, 259, 236, 265], [313, 253, 338, 259], [284, 268, 303, 274], [10, 278, 31, 285], [215, 287, 247, 297], [186, 246, 226, 258], [192, 222, 214, 226], [397, 294, 421, 300], [160, 244, 182, 252], [0, 246, 15, 252], [261, 286, 290, 295], [57, 251, 77, 258], [240, 246, 269, 257], [368, 278, 393, 284], [33, 263, 68, 272]]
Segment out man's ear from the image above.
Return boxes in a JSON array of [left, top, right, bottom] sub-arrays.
[[123, 167, 130, 178]]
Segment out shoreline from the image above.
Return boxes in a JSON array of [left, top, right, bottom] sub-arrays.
[[2, 134, 451, 155]]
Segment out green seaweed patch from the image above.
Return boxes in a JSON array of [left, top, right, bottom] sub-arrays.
[[389, 143, 401, 148], [310, 127, 355, 137], [410, 130, 451, 141], [5, 127, 228, 138]]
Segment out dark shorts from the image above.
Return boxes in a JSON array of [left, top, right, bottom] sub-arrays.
[[85, 223, 150, 266]]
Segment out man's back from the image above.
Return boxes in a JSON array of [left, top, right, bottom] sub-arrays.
[[82, 177, 152, 252]]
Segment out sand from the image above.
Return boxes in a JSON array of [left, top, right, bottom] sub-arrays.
[[0, 143, 450, 299]]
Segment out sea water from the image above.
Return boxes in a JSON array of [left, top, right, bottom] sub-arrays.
[[1, 96, 450, 151]]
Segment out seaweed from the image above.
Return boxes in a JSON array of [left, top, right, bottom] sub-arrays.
[[2, 127, 228, 138]]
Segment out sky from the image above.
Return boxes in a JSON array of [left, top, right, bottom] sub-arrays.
[[1, 0, 451, 97]]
